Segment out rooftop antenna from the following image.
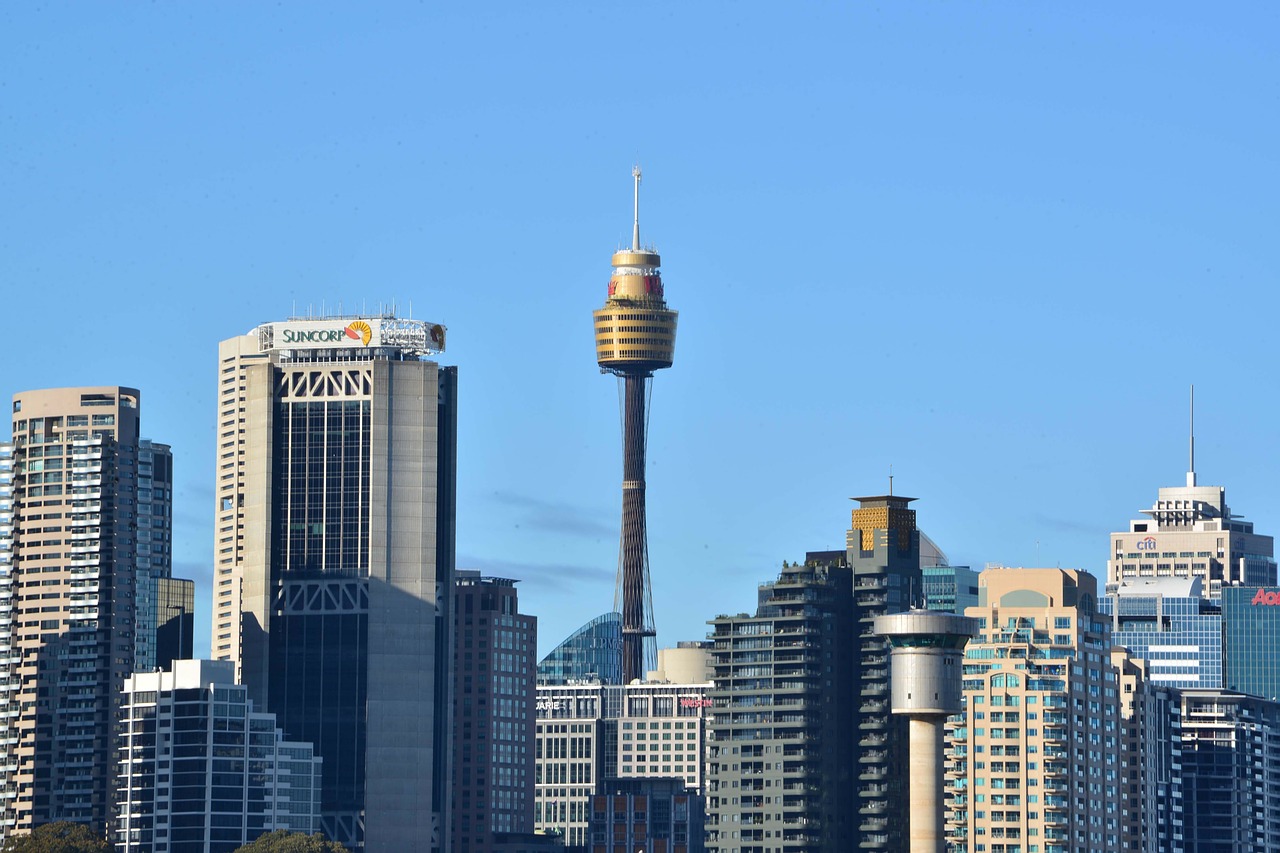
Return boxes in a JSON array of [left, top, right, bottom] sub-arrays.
[[889, 464, 894, 497], [632, 164, 642, 251], [1187, 385, 1197, 487]]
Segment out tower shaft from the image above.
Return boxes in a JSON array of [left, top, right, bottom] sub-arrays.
[[618, 372, 656, 683]]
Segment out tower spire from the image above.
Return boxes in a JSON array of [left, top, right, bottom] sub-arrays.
[[631, 164, 642, 251], [1187, 384, 1196, 487]]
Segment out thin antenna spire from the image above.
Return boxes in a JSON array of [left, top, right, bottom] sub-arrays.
[[631, 164, 642, 250], [889, 464, 894, 497], [1187, 385, 1197, 487]]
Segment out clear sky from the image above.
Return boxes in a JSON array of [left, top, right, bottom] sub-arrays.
[[3, 3, 1278, 658]]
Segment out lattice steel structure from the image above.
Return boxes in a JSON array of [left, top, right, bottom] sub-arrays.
[[592, 168, 678, 684]]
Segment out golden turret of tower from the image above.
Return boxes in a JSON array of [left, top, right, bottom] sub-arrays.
[[593, 167, 678, 373]]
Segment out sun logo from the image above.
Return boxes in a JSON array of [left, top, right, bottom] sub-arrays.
[[344, 321, 372, 346]]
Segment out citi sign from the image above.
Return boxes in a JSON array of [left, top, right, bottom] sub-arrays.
[[1251, 588, 1280, 606], [1136, 537, 1158, 551]]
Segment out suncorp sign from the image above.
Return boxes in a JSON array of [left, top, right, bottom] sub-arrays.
[[261, 317, 446, 356]]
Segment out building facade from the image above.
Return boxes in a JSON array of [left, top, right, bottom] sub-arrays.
[[588, 776, 705, 853], [1100, 576, 1222, 688], [0, 387, 187, 836], [1107, 470, 1275, 597], [705, 553, 855, 853], [946, 569, 1134, 853], [214, 315, 456, 851], [534, 681, 712, 849], [923, 565, 980, 614], [537, 613, 623, 686], [1221, 585, 1280, 701], [453, 571, 537, 853], [115, 660, 323, 853]]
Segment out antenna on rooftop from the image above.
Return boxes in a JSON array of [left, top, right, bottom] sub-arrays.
[[1187, 385, 1197, 488], [889, 464, 894, 497]]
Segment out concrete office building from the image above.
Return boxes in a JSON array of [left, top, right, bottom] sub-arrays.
[[0, 387, 190, 836], [1107, 448, 1275, 596], [115, 660, 323, 853], [1100, 576, 1223, 688], [214, 314, 456, 850], [538, 613, 623, 686], [705, 553, 856, 853], [453, 572, 537, 853], [648, 643, 712, 685], [534, 680, 712, 848], [946, 569, 1134, 853], [874, 611, 977, 853]]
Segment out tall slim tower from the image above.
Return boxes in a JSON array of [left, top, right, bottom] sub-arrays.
[[214, 314, 456, 851], [593, 167, 678, 684]]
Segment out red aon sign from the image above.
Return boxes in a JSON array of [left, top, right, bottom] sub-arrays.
[[1251, 589, 1280, 605]]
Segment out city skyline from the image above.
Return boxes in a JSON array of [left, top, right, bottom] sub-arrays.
[[4, 3, 1280, 659]]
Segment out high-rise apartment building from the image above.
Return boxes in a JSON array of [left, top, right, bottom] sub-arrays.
[[849, 495, 921, 852], [946, 568, 1134, 853], [452, 571, 537, 853], [115, 660, 323, 853], [534, 680, 713, 848], [0, 387, 187, 836], [705, 553, 856, 853], [1107, 457, 1275, 596], [214, 315, 456, 851]]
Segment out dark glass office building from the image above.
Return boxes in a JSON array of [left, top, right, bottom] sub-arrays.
[[216, 316, 456, 851], [1223, 585, 1280, 701], [537, 612, 623, 685]]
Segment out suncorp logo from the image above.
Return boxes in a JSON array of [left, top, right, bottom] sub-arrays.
[[1251, 589, 1280, 606], [280, 321, 373, 346]]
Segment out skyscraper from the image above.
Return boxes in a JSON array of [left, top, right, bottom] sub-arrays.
[[0, 387, 185, 836], [214, 314, 456, 851], [593, 167, 678, 684], [452, 571, 537, 853]]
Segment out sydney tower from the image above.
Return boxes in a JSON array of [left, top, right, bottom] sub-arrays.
[[592, 168, 678, 684]]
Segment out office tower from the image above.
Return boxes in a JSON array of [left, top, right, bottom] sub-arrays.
[[537, 613, 623, 686], [1177, 689, 1280, 852], [155, 577, 195, 668], [534, 680, 713, 848], [214, 315, 456, 851], [0, 386, 188, 836], [452, 571, 537, 853], [1100, 576, 1223, 687], [1221, 584, 1280, 701], [115, 660, 323, 852], [922, 564, 980, 614], [705, 552, 856, 852], [849, 495, 922, 853], [588, 776, 705, 853], [873, 611, 977, 853], [1112, 651, 1184, 853], [134, 440, 173, 673], [1107, 417, 1275, 595], [945, 568, 1133, 853], [592, 167, 679, 684]]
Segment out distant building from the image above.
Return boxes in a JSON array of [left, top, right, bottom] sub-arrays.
[[0, 387, 191, 837], [155, 577, 195, 669], [538, 613, 623, 686], [215, 315, 456, 850], [115, 660, 322, 853], [922, 564, 979, 614], [534, 681, 712, 849], [1178, 689, 1280, 852], [946, 568, 1138, 852], [706, 553, 855, 852], [1101, 576, 1223, 688], [453, 571, 537, 853], [1222, 585, 1280, 701], [1107, 458, 1275, 596], [647, 643, 712, 684], [589, 776, 705, 853]]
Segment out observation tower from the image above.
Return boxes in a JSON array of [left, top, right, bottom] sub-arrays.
[[874, 610, 978, 853], [593, 167, 678, 684]]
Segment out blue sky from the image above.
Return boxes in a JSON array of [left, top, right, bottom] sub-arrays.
[[3, 3, 1278, 657]]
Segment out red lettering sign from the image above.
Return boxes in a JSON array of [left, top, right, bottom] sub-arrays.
[[679, 698, 713, 708], [1252, 588, 1280, 606]]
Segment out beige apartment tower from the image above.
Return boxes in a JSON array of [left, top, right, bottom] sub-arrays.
[[946, 569, 1140, 853], [0, 387, 179, 838], [214, 315, 456, 851]]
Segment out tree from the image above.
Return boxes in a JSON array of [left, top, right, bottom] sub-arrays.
[[0, 822, 110, 853], [233, 830, 348, 853]]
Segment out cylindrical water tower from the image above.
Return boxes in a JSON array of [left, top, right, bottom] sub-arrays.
[[873, 610, 978, 853]]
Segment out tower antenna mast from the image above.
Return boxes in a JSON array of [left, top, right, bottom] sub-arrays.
[[1188, 385, 1196, 487], [632, 165, 642, 251]]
